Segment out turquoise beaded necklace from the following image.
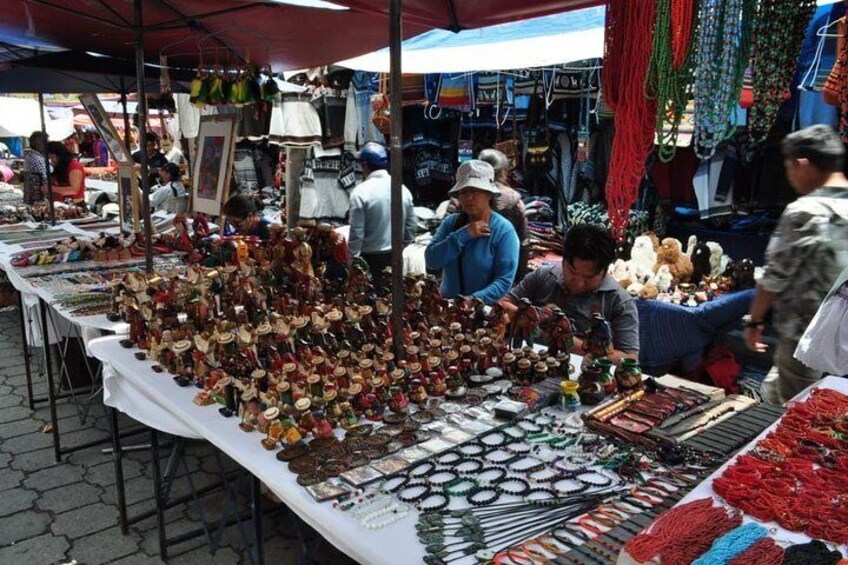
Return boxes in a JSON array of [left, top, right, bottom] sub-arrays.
[[693, 0, 757, 160]]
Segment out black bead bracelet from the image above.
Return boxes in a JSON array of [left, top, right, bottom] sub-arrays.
[[495, 477, 531, 496], [467, 487, 500, 506], [416, 492, 450, 512], [381, 475, 410, 494], [409, 461, 438, 479], [428, 470, 459, 487], [436, 451, 462, 466], [397, 482, 431, 503]]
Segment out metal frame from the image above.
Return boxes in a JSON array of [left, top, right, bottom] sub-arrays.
[[36, 297, 146, 462], [148, 429, 278, 564]]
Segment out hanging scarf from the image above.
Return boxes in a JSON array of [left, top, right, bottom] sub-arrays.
[[603, 0, 658, 240]]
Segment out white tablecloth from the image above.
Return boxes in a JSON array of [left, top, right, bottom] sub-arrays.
[[88, 335, 424, 565], [673, 376, 848, 546], [0, 255, 128, 349]]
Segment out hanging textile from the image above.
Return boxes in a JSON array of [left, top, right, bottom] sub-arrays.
[[749, 0, 817, 143], [647, 0, 698, 163], [692, 0, 756, 160], [602, 0, 658, 240]]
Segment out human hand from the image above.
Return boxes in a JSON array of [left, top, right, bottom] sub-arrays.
[[744, 326, 768, 353], [466, 221, 492, 238]]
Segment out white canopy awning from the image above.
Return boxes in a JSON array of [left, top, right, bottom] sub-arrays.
[[0, 97, 75, 140]]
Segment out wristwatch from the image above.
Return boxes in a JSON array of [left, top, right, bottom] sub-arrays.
[[742, 314, 765, 329]]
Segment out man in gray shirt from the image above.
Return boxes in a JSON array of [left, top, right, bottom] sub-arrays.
[[499, 224, 639, 363], [348, 142, 417, 275]]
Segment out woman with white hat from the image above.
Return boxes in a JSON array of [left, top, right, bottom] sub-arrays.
[[424, 160, 519, 304]]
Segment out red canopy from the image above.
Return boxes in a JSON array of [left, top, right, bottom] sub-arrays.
[[0, 0, 603, 71]]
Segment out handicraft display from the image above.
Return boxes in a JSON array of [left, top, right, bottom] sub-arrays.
[[712, 388, 848, 544]]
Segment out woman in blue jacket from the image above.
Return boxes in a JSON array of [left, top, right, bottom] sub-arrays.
[[425, 160, 519, 305]]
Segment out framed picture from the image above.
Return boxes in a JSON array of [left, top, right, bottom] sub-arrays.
[[118, 164, 140, 233], [191, 115, 237, 216], [78, 93, 131, 165]]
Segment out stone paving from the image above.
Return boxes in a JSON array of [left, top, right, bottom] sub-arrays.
[[0, 309, 359, 565]]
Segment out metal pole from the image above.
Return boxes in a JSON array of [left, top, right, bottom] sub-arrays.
[[389, 0, 404, 361], [120, 79, 132, 152], [37, 92, 56, 225], [17, 292, 35, 410], [285, 147, 294, 234], [134, 0, 154, 273], [109, 407, 129, 535], [39, 298, 61, 462]]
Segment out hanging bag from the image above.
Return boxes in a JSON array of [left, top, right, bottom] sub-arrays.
[[524, 77, 552, 179], [371, 73, 392, 135]]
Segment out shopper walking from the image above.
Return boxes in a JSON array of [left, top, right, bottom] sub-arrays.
[[746, 125, 848, 402], [348, 142, 417, 275]]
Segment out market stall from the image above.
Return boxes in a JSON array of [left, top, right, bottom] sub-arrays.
[[620, 376, 848, 565]]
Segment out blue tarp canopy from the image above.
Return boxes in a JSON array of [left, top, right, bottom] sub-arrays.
[[336, 7, 606, 73]]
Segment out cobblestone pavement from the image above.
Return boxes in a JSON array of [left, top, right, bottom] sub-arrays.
[[0, 309, 358, 565]]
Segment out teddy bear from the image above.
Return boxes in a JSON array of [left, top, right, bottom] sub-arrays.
[[655, 237, 693, 285]]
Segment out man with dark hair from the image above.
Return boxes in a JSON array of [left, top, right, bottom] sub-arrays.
[[132, 133, 168, 185], [24, 131, 50, 194], [223, 194, 271, 241], [746, 124, 848, 402], [348, 142, 417, 275], [500, 223, 639, 362]]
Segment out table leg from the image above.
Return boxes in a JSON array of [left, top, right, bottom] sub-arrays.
[[251, 475, 265, 565], [150, 428, 168, 560], [17, 292, 35, 411], [109, 406, 129, 535], [39, 298, 60, 462]]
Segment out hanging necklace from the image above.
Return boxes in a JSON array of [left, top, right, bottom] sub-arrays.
[[693, 0, 757, 160], [749, 0, 817, 143], [646, 0, 699, 163], [603, 0, 659, 241]]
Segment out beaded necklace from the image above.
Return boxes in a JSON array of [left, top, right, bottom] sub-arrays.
[[646, 0, 699, 163], [693, 0, 757, 160], [603, 0, 659, 240], [749, 0, 817, 143]]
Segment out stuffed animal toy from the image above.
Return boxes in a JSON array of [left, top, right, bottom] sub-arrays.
[[628, 235, 657, 283], [690, 242, 713, 284], [734, 258, 756, 290], [650, 265, 674, 293], [638, 283, 659, 299], [643, 231, 661, 251], [626, 281, 644, 296], [705, 242, 725, 276], [686, 235, 698, 258], [655, 237, 693, 285], [723, 260, 756, 290], [609, 259, 629, 282]]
